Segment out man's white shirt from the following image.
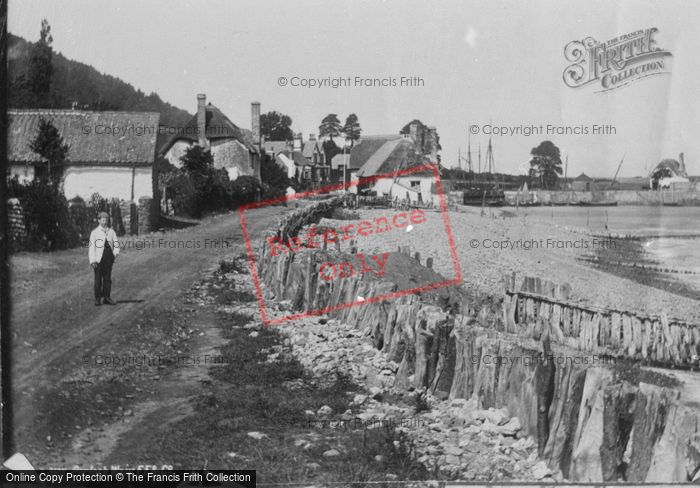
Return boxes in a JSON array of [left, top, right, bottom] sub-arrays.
[[88, 226, 120, 264]]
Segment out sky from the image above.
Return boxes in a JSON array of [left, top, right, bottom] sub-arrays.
[[9, 0, 700, 178]]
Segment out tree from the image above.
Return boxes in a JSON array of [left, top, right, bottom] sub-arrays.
[[180, 145, 213, 173], [343, 113, 362, 147], [260, 152, 291, 191], [28, 19, 54, 106], [319, 114, 342, 141], [528, 141, 563, 189], [29, 117, 69, 183], [321, 139, 341, 168], [260, 111, 294, 141]]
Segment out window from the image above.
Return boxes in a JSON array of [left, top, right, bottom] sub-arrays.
[[410, 180, 421, 189]]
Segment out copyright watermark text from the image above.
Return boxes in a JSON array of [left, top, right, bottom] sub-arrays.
[[473, 354, 616, 366], [277, 75, 425, 88], [469, 123, 616, 136], [469, 237, 617, 251]]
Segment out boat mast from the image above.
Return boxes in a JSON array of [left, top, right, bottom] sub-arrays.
[[478, 143, 482, 175], [467, 132, 473, 173]]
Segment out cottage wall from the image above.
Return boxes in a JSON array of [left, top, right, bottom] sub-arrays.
[[164, 140, 193, 168], [372, 176, 433, 202], [372, 178, 394, 196], [396, 176, 432, 201], [211, 139, 254, 180], [63, 166, 153, 201]]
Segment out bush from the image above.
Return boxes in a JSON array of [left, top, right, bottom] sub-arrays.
[[331, 207, 360, 220], [161, 169, 198, 217], [158, 147, 267, 218], [8, 178, 80, 251], [230, 176, 261, 208]]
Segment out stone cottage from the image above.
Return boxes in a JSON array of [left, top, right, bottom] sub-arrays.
[[159, 94, 261, 181]]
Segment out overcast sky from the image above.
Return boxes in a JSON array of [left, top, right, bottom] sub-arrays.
[[9, 0, 700, 177]]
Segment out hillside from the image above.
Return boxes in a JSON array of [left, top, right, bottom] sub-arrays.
[[7, 33, 191, 139]]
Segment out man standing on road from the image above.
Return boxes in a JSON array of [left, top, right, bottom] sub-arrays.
[[89, 211, 120, 306]]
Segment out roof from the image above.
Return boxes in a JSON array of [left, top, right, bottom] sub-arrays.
[[263, 140, 290, 155], [651, 159, 688, 178], [356, 138, 418, 177], [302, 140, 320, 158], [331, 153, 351, 167], [348, 134, 404, 170], [158, 102, 256, 155], [8, 109, 160, 165], [276, 153, 294, 170], [574, 173, 593, 181], [280, 150, 309, 167]]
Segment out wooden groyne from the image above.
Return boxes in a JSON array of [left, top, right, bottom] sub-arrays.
[[252, 200, 700, 483], [502, 274, 700, 367]]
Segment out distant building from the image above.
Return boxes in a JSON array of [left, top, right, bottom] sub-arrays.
[[571, 172, 594, 191], [263, 133, 329, 188], [649, 153, 690, 189], [7, 109, 159, 201], [352, 123, 438, 203], [158, 94, 261, 181]]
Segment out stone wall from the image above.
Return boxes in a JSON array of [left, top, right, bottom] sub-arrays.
[[274, 195, 349, 242], [7, 198, 27, 252], [138, 196, 156, 235], [254, 200, 700, 482], [9, 196, 156, 253]]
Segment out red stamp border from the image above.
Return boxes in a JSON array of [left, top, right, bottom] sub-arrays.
[[239, 163, 462, 326]]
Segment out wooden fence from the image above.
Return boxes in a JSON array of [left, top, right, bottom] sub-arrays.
[[503, 274, 700, 366]]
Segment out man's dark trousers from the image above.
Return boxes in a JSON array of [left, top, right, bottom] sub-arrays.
[[94, 242, 115, 300]]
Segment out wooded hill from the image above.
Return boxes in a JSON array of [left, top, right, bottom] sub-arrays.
[[7, 32, 191, 135]]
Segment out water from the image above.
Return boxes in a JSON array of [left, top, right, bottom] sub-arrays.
[[511, 206, 700, 236], [511, 206, 700, 287]]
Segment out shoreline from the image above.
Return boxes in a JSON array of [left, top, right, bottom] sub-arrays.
[[352, 206, 700, 324], [586, 237, 700, 301], [493, 205, 700, 300]]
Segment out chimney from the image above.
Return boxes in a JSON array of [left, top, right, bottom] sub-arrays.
[[197, 94, 207, 148], [679, 152, 686, 175], [293, 132, 303, 152], [427, 126, 438, 163], [251, 101, 261, 147], [409, 122, 419, 146]]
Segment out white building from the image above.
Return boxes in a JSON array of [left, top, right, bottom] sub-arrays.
[[7, 109, 159, 201], [353, 123, 438, 204]]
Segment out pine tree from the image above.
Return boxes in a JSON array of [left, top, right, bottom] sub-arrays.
[[343, 113, 362, 148], [319, 114, 342, 140], [29, 117, 69, 183], [28, 19, 54, 106]]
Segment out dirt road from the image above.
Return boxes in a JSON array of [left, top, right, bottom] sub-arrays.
[[8, 206, 284, 465]]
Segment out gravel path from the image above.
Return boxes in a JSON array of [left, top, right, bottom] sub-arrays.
[[351, 206, 700, 323]]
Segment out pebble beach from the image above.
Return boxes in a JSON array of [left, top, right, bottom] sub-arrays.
[[350, 206, 700, 323]]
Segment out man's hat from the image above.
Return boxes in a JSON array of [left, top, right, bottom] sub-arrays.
[[98, 211, 109, 219]]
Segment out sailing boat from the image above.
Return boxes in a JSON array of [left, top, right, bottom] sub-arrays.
[[516, 181, 541, 206], [463, 136, 506, 206]]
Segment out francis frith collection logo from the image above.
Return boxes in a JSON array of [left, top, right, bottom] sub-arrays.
[[563, 28, 672, 92]]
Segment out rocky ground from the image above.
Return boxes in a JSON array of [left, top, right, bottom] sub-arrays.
[[350, 206, 700, 323], [267, 304, 559, 483]]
